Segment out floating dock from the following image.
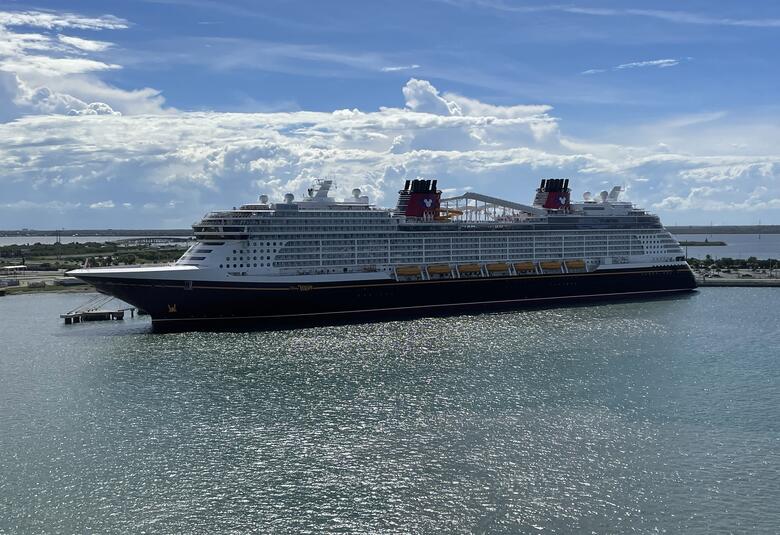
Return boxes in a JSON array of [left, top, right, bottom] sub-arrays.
[[61, 309, 134, 324], [61, 294, 135, 324]]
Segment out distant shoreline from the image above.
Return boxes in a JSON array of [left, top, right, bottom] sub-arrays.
[[0, 229, 194, 237], [1, 225, 779, 237], [679, 240, 727, 246], [667, 225, 780, 234]]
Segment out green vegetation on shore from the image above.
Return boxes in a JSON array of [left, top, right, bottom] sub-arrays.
[[687, 256, 777, 270], [0, 241, 186, 271], [0, 229, 193, 237]]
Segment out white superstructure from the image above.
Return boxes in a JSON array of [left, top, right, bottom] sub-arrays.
[[166, 179, 686, 283]]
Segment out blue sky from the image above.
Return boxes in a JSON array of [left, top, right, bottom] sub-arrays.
[[1, 0, 780, 227]]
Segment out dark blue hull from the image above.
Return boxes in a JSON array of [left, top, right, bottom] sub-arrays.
[[76, 265, 697, 331]]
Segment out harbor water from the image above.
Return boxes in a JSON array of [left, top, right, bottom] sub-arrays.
[[677, 233, 780, 260], [1, 290, 778, 533]]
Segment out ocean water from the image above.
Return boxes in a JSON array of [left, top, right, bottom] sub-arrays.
[[676, 233, 780, 260], [1, 290, 778, 533]]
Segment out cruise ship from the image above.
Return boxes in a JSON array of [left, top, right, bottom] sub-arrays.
[[69, 178, 697, 329]]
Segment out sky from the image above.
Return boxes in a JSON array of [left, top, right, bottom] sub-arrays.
[[1, 0, 780, 228]]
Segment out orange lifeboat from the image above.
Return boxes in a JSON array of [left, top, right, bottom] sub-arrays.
[[565, 259, 586, 270], [540, 261, 562, 271], [427, 264, 452, 274], [486, 263, 510, 273], [396, 265, 422, 276], [457, 264, 482, 274], [513, 261, 535, 273]]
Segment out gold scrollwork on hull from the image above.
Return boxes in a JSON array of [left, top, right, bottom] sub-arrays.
[[290, 284, 313, 292]]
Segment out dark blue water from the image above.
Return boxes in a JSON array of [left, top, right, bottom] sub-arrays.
[[1, 290, 778, 533]]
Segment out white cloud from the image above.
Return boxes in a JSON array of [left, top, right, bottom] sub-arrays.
[[0, 32, 778, 230], [0, 200, 82, 211], [451, 3, 780, 29], [402, 78, 463, 115], [654, 185, 780, 212], [583, 58, 684, 75], [0, 11, 128, 31], [616, 58, 680, 70], [57, 34, 113, 52], [1, 55, 120, 76], [381, 64, 421, 72], [581, 68, 606, 75], [0, 9, 165, 121], [0, 70, 120, 118]]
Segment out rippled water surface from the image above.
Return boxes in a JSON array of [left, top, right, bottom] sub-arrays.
[[1, 290, 778, 533]]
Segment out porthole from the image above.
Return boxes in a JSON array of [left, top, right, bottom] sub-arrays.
[[219, 264, 223, 268]]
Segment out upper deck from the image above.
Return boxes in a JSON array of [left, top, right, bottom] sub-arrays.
[[192, 178, 662, 241]]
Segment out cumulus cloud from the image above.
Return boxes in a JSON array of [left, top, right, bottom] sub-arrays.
[[2, 76, 779, 227], [402, 78, 462, 115], [654, 185, 780, 212], [0, 8, 164, 121], [0, 70, 119, 119]]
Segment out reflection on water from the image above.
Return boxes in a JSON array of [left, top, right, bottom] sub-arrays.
[[1, 290, 778, 533]]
